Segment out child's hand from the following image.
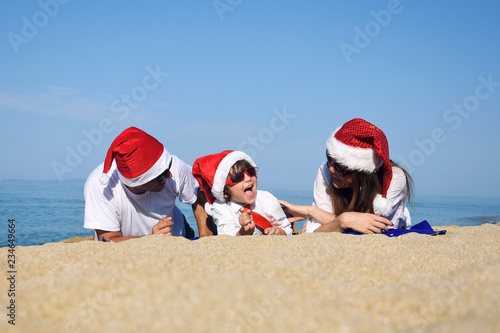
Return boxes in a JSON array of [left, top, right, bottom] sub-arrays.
[[238, 210, 255, 235], [263, 226, 286, 235]]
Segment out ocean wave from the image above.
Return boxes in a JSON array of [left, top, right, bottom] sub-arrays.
[[466, 216, 500, 224]]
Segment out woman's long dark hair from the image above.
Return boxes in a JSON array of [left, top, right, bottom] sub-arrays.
[[328, 160, 414, 215]]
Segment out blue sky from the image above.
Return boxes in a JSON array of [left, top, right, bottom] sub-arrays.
[[1, 0, 499, 198]]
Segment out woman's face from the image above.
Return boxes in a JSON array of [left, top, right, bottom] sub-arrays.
[[327, 158, 355, 189]]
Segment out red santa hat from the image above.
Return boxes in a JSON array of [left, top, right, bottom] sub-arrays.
[[99, 127, 172, 187], [326, 118, 393, 215], [192, 150, 256, 204]]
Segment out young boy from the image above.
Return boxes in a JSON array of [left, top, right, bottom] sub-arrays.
[[192, 150, 292, 236]]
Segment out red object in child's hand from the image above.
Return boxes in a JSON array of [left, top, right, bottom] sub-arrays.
[[241, 205, 273, 230]]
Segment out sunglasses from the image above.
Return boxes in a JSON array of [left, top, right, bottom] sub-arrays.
[[155, 158, 173, 184], [326, 153, 353, 177], [225, 167, 257, 186]]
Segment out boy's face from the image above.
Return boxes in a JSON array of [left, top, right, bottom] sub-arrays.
[[226, 172, 258, 205]]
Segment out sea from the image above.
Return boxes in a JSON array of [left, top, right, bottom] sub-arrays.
[[1, 179, 499, 247]]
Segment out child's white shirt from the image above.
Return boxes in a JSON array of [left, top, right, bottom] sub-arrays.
[[211, 190, 292, 236]]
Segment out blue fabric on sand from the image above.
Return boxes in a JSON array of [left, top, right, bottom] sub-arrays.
[[343, 220, 446, 237]]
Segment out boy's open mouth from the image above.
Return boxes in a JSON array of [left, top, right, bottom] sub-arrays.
[[244, 184, 254, 197]]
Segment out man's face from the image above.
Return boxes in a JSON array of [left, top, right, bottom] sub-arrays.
[[126, 169, 171, 194]]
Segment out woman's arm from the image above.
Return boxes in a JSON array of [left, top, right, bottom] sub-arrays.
[[315, 212, 393, 234], [279, 200, 336, 225], [279, 202, 394, 234]]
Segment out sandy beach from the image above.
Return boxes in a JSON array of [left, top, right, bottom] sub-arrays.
[[1, 223, 499, 332]]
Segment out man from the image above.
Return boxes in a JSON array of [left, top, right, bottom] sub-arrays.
[[84, 127, 215, 242]]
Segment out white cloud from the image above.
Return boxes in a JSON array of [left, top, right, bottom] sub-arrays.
[[0, 87, 155, 123], [0, 87, 107, 120], [46, 86, 84, 96]]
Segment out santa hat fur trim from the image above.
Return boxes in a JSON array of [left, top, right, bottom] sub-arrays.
[[373, 193, 392, 216], [326, 130, 383, 173], [116, 148, 171, 187]]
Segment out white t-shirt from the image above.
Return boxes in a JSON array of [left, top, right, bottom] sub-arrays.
[[305, 163, 411, 233], [211, 190, 292, 236], [84, 155, 198, 238]]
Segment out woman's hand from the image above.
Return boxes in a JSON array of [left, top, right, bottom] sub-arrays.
[[278, 200, 311, 222], [335, 212, 393, 234], [279, 200, 336, 225]]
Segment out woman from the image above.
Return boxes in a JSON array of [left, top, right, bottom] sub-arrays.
[[280, 118, 413, 234]]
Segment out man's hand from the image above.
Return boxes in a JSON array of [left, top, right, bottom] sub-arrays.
[[152, 217, 174, 236]]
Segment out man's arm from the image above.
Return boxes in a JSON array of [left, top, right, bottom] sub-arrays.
[[95, 216, 175, 242], [95, 229, 137, 242], [192, 189, 215, 237]]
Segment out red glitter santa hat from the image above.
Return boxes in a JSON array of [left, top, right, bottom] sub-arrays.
[[326, 118, 393, 215], [99, 127, 172, 187], [192, 150, 256, 204]]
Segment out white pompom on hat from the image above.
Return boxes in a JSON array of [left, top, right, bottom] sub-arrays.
[[99, 127, 172, 187], [326, 118, 393, 215], [192, 150, 256, 204]]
